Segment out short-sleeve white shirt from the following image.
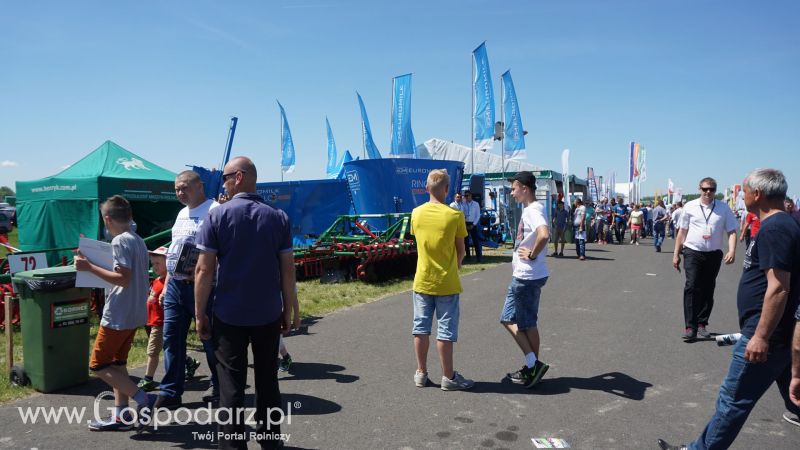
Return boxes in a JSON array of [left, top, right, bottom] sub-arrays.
[[679, 199, 738, 252], [512, 202, 550, 280]]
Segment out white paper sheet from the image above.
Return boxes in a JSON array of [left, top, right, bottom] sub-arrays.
[[75, 237, 113, 289]]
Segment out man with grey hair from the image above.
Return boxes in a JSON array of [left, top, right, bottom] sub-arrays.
[[659, 168, 800, 449], [673, 177, 738, 340]]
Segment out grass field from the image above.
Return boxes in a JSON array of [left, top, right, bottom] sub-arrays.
[[0, 244, 513, 403]]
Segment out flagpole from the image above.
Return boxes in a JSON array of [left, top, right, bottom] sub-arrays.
[[280, 109, 284, 182], [471, 54, 475, 177], [390, 76, 394, 158], [500, 73, 513, 245]]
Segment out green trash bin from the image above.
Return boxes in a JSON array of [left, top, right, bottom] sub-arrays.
[[11, 266, 91, 392]]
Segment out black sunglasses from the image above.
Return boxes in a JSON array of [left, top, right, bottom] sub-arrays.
[[222, 170, 245, 182], [700, 187, 716, 193]]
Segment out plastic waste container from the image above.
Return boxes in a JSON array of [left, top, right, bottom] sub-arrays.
[[11, 266, 91, 392]]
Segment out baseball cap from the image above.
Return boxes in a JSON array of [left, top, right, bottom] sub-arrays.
[[508, 171, 536, 190], [148, 246, 168, 256]]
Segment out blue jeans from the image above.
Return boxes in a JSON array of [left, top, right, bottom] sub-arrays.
[[689, 336, 799, 450], [160, 278, 218, 398], [653, 222, 665, 248], [500, 277, 547, 330], [412, 292, 460, 342], [574, 226, 586, 258]]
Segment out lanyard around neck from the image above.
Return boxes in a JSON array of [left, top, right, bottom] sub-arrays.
[[699, 200, 716, 224]]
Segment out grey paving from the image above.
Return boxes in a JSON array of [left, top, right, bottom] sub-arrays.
[[0, 237, 797, 449]]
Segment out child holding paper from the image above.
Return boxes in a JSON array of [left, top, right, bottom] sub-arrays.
[[74, 195, 155, 431]]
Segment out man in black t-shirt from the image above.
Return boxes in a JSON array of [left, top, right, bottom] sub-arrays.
[[659, 169, 800, 450]]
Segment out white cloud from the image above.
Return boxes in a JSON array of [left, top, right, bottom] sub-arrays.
[[1, 160, 19, 168]]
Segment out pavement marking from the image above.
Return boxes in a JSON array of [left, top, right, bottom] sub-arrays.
[[532, 437, 571, 448], [595, 399, 627, 415], [646, 273, 657, 276]]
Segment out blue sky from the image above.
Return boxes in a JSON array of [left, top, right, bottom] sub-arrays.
[[2, 0, 798, 198]]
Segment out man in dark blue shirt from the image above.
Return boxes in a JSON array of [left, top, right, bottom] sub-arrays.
[[194, 157, 300, 450], [659, 168, 800, 450], [612, 197, 628, 244]]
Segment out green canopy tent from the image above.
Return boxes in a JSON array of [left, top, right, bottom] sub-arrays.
[[15, 141, 181, 263]]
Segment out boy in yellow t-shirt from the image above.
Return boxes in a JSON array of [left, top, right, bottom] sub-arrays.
[[410, 169, 473, 391]]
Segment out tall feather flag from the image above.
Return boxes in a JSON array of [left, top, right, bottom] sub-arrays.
[[501, 70, 526, 160], [638, 147, 647, 182], [325, 117, 338, 178], [278, 101, 295, 174], [629, 142, 636, 182], [632, 142, 641, 178], [587, 167, 599, 202], [335, 149, 353, 179], [390, 74, 416, 158], [356, 92, 382, 159], [472, 42, 495, 152]]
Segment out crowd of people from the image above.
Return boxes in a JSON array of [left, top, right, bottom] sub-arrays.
[[421, 169, 800, 450], [68, 162, 800, 449], [75, 158, 298, 449]]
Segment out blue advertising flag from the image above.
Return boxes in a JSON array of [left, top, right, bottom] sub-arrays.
[[629, 142, 635, 182], [390, 73, 416, 158], [325, 117, 338, 178], [501, 70, 526, 160], [473, 42, 495, 152], [335, 149, 354, 179], [357, 92, 382, 159], [278, 101, 295, 174]]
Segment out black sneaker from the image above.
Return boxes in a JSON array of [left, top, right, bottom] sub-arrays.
[[185, 356, 200, 381], [153, 395, 182, 410], [89, 415, 134, 432], [506, 366, 533, 385], [697, 325, 711, 338], [682, 327, 697, 340], [657, 438, 687, 450], [137, 378, 159, 392], [527, 360, 550, 388], [278, 354, 293, 372]]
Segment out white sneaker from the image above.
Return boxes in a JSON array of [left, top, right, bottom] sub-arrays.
[[413, 371, 429, 387], [784, 411, 800, 427], [441, 371, 475, 391]]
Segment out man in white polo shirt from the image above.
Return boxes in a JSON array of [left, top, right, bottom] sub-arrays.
[[673, 177, 738, 340]]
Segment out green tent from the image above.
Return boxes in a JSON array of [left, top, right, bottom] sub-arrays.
[[16, 141, 182, 262]]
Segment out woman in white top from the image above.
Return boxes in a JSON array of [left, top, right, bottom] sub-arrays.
[[628, 203, 644, 245]]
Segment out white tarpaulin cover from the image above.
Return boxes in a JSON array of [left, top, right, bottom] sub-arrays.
[[416, 138, 540, 174]]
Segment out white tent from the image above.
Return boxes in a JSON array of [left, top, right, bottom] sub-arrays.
[[416, 138, 541, 175]]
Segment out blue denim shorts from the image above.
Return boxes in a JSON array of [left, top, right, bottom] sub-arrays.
[[500, 277, 548, 331], [412, 291, 460, 342]]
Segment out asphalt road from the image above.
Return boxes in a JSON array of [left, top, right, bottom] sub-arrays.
[[0, 236, 797, 449]]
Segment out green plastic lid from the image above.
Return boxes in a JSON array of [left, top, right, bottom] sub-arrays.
[[13, 266, 76, 280]]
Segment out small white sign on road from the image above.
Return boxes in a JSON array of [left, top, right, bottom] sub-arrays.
[[7, 253, 48, 274], [532, 438, 570, 448]]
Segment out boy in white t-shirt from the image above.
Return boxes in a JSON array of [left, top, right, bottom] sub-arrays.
[[500, 172, 551, 388]]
